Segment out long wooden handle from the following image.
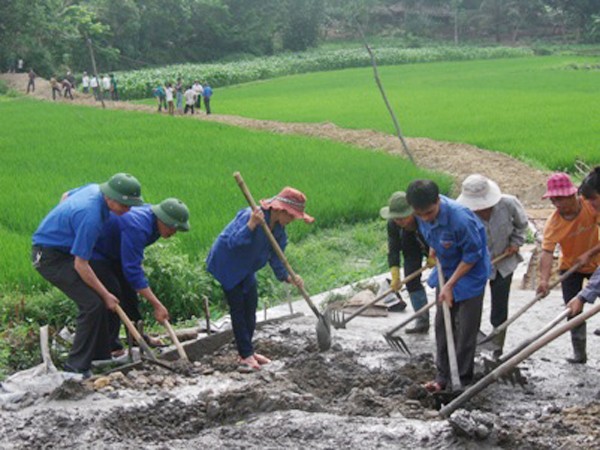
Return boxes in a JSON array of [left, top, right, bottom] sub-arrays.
[[346, 265, 428, 324], [437, 261, 462, 390], [440, 299, 600, 418], [163, 320, 189, 362], [202, 295, 211, 335], [233, 172, 322, 319], [498, 308, 570, 364], [481, 262, 582, 343], [114, 305, 158, 362]]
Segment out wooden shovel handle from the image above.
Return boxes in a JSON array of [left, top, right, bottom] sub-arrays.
[[233, 172, 322, 319], [437, 261, 462, 390], [163, 319, 189, 362], [114, 304, 158, 362]]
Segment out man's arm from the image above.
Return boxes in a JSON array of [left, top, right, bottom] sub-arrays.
[[137, 287, 169, 322], [73, 256, 119, 310], [537, 250, 554, 296], [439, 261, 476, 306]]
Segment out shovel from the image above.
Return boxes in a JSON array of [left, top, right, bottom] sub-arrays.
[[437, 261, 462, 392], [162, 319, 190, 363], [234, 172, 331, 351], [478, 262, 582, 346], [330, 265, 428, 330], [114, 305, 179, 373], [439, 299, 600, 418]]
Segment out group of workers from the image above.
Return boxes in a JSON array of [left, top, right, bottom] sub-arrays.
[[380, 169, 600, 392], [31, 167, 600, 386]]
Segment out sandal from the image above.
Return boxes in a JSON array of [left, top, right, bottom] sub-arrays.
[[423, 381, 444, 393], [143, 334, 167, 348]]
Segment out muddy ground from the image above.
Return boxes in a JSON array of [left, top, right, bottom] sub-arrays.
[[2, 259, 600, 449]]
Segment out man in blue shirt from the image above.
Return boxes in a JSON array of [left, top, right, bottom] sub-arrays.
[[202, 83, 213, 115], [207, 187, 313, 372], [406, 180, 490, 392], [32, 173, 143, 377], [91, 198, 190, 354]]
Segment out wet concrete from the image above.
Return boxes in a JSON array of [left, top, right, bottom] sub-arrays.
[[1, 253, 600, 449]]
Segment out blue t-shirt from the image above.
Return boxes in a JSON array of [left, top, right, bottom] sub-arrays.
[[93, 205, 160, 291], [32, 184, 109, 260], [206, 207, 288, 291], [416, 196, 491, 302], [203, 86, 213, 98]]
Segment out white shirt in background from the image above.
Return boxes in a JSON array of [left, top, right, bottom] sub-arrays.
[[184, 88, 196, 105], [82, 75, 90, 88], [102, 76, 111, 90], [165, 87, 174, 102], [90, 77, 99, 88]]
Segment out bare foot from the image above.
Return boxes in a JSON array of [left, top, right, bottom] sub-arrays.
[[254, 353, 271, 365], [238, 355, 261, 372]]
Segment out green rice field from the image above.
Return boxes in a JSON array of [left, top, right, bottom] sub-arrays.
[[0, 99, 449, 290], [211, 56, 600, 171]]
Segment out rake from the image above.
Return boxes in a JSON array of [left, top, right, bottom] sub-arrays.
[[329, 265, 428, 330]]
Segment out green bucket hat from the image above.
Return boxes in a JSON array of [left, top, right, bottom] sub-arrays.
[[380, 191, 413, 220], [100, 173, 143, 207], [151, 198, 190, 231]]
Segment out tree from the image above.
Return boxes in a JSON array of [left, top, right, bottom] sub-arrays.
[[282, 0, 325, 51]]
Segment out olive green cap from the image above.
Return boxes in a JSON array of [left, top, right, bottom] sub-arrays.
[[99, 173, 143, 207], [151, 198, 190, 231], [380, 191, 414, 220]]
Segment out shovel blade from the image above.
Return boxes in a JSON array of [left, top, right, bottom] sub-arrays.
[[316, 312, 332, 352]]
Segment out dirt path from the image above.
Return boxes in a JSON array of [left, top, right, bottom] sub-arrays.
[[1, 73, 550, 210]]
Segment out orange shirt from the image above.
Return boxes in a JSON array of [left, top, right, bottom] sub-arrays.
[[542, 199, 600, 273]]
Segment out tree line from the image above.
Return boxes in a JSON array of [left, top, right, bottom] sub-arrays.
[[1, 0, 598, 77]]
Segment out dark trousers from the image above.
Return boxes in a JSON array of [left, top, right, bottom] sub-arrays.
[[434, 293, 483, 387], [223, 279, 258, 358], [184, 104, 195, 114], [52, 87, 61, 100], [32, 246, 111, 371], [64, 87, 73, 100], [204, 98, 211, 114], [195, 95, 201, 109], [561, 270, 592, 342], [489, 272, 513, 327], [27, 79, 35, 93], [90, 260, 141, 351]]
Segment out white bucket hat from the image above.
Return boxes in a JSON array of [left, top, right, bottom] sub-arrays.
[[456, 174, 502, 211]]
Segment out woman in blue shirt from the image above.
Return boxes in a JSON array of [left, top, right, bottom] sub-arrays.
[[207, 187, 314, 372]]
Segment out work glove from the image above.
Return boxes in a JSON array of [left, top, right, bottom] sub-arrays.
[[390, 266, 401, 291], [426, 256, 436, 268]]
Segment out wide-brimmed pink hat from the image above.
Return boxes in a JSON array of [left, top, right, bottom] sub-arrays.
[[260, 187, 315, 223], [542, 172, 578, 199]]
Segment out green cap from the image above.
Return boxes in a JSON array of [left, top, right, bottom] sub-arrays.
[[151, 198, 190, 231], [100, 173, 143, 206], [380, 191, 413, 220]]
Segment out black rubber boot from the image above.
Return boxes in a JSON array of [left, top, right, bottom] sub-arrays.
[[491, 329, 506, 360], [566, 323, 587, 364]]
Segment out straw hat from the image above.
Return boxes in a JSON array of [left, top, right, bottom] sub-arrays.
[[456, 174, 502, 211]]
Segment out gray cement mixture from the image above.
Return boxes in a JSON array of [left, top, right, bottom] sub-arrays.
[[1, 254, 600, 449]]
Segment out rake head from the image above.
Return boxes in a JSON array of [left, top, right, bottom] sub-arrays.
[[328, 306, 347, 330], [383, 332, 412, 355], [481, 356, 528, 387]]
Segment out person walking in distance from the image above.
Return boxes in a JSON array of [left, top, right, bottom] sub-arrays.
[[184, 85, 196, 114], [26, 68, 36, 93], [203, 83, 213, 115]]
